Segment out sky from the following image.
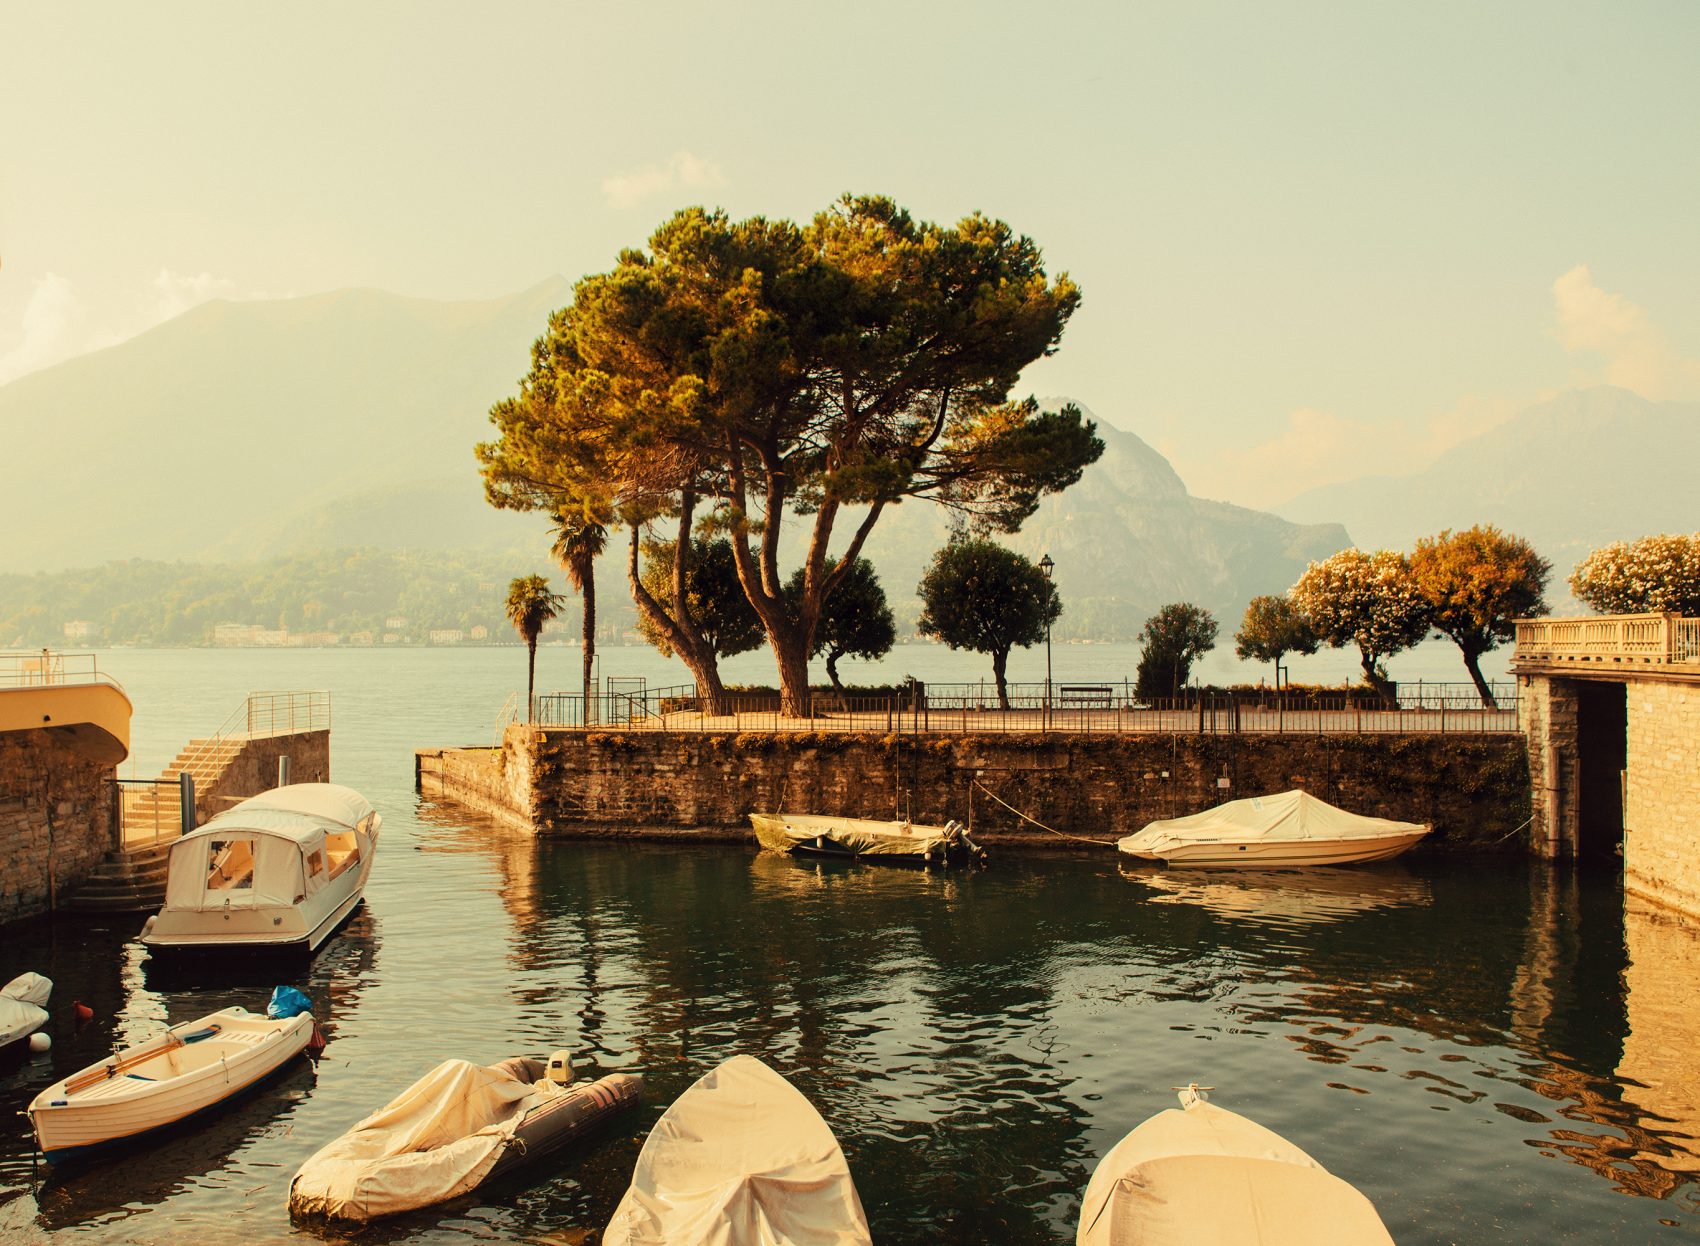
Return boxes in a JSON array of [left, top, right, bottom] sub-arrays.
[[3, 1, 1698, 508]]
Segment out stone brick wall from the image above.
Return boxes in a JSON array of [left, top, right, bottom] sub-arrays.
[[1624, 681, 1700, 914], [1519, 675, 1579, 856], [196, 730, 331, 824], [421, 727, 1530, 853], [0, 729, 115, 925]]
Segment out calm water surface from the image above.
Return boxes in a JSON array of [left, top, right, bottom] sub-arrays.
[[0, 648, 1692, 1245]]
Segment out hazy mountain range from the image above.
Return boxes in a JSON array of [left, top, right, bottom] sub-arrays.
[[1278, 387, 1700, 571], [4, 282, 1685, 644]]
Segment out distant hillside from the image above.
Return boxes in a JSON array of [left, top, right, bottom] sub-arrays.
[[0, 286, 1351, 640], [1278, 387, 1700, 570], [0, 280, 569, 572]]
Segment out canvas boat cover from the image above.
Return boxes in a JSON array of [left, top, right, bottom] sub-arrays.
[[1118, 790, 1427, 857], [289, 1058, 540, 1221], [0, 973, 51, 1046], [164, 784, 376, 912], [604, 1055, 873, 1246], [1077, 1096, 1394, 1246], [753, 813, 977, 858]]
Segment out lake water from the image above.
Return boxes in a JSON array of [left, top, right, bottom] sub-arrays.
[[2, 646, 1694, 1245]]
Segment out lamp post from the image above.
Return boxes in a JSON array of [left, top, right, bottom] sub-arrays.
[[1039, 553, 1054, 730]]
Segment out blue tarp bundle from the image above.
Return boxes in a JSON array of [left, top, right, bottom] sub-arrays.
[[267, 985, 313, 1019]]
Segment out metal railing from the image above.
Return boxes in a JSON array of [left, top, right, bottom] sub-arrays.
[[532, 681, 1519, 736], [0, 649, 127, 693], [1514, 612, 1700, 666], [113, 778, 183, 849], [174, 691, 332, 785]]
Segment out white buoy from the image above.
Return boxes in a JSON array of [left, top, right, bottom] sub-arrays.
[[28, 1032, 51, 1053]]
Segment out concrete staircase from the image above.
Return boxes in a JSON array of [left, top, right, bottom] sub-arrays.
[[62, 737, 247, 913]]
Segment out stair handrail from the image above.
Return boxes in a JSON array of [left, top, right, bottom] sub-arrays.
[[172, 691, 333, 790]]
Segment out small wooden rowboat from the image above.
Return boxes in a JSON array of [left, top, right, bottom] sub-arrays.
[[29, 1005, 314, 1163], [289, 1053, 642, 1222], [604, 1055, 872, 1246], [750, 812, 986, 865], [1077, 1085, 1395, 1245]]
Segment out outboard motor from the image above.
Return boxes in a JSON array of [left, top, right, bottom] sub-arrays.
[[545, 1050, 576, 1087]]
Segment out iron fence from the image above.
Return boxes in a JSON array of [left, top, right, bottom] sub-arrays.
[[113, 778, 183, 848], [532, 680, 1519, 735]]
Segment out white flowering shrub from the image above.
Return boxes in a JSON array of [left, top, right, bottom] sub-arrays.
[[1290, 548, 1430, 689], [1569, 533, 1700, 616]]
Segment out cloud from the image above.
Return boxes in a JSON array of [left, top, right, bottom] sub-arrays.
[[1552, 264, 1700, 398], [0, 267, 250, 388], [0, 273, 87, 386], [601, 152, 726, 210]]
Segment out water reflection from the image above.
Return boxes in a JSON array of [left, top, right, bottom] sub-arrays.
[[5, 816, 1700, 1244]]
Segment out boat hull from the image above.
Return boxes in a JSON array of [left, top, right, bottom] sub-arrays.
[[30, 1007, 312, 1162], [1121, 828, 1430, 867], [749, 813, 984, 865]]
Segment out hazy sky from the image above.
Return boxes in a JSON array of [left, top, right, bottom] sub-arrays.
[[3, 2, 1697, 506]]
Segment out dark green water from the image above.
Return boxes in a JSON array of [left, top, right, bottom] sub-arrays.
[[1, 649, 1695, 1243]]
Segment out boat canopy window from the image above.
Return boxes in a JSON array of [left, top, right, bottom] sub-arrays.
[[325, 831, 361, 882], [205, 839, 255, 891]]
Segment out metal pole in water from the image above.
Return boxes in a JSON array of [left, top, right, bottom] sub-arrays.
[[179, 772, 196, 836], [277, 755, 291, 787]]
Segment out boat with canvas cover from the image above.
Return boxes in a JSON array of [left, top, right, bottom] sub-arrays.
[[0, 972, 52, 1059], [1077, 1085, 1395, 1246], [139, 783, 381, 956], [289, 1052, 641, 1222], [28, 1003, 314, 1163], [604, 1054, 873, 1246], [1117, 790, 1429, 867], [750, 811, 986, 865]]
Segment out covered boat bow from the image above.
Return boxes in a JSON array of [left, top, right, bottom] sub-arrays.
[[604, 1054, 873, 1246], [1117, 790, 1430, 867], [750, 811, 985, 865]]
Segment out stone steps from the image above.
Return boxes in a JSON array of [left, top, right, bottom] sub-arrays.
[[60, 844, 171, 912]]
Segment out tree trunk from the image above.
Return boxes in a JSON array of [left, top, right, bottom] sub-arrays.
[[773, 637, 813, 719], [1462, 648, 1497, 709], [581, 570, 596, 708], [826, 648, 844, 695], [625, 521, 732, 716], [992, 647, 1010, 710], [1359, 649, 1396, 706], [526, 637, 537, 722]]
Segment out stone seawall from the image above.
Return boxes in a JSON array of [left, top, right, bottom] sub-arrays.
[[420, 727, 1531, 852], [1, 728, 115, 924], [200, 730, 332, 824], [1625, 681, 1700, 915]]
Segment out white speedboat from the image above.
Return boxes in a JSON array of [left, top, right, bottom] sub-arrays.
[[1117, 790, 1429, 867], [139, 783, 381, 956], [750, 811, 985, 865], [604, 1055, 873, 1246], [289, 1052, 642, 1222], [28, 1004, 314, 1163], [0, 972, 52, 1057], [1078, 1085, 1395, 1245]]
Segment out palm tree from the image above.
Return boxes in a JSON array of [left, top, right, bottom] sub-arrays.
[[550, 515, 608, 713], [505, 574, 564, 721]]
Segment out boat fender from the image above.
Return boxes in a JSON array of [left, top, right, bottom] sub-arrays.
[[72, 1001, 94, 1025], [307, 1024, 327, 1058], [28, 1033, 51, 1053]]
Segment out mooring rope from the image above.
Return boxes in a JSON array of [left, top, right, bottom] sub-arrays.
[[970, 780, 1118, 847], [1486, 813, 1536, 845]]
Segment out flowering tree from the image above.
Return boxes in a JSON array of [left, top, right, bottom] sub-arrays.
[[1290, 549, 1428, 702], [1410, 526, 1548, 708], [1570, 532, 1700, 617]]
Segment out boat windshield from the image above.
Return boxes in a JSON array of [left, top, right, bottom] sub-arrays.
[[205, 839, 256, 891]]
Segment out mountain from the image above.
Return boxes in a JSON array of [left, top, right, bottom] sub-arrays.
[[0, 279, 570, 572], [0, 285, 1349, 640], [849, 410, 1351, 637], [1277, 387, 1700, 570]]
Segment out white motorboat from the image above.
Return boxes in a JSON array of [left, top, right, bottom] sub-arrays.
[[604, 1055, 873, 1246], [750, 811, 985, 865], [1117, 790, 1430, 867], [139, 783, 381, 955], [1078, 1085, 1395, 1246], [29, 1003, 314, 1163], [289, 1052, 642, 1222], [0, 972, 52, 1056]]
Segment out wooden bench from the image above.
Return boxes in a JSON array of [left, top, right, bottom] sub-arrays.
[[1059, 685, 1114, 708]]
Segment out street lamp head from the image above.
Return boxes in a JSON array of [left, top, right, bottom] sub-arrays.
[[1039, 553, 1054, 579]]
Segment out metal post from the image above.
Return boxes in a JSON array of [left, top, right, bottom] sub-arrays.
[[1039, 553, 1055, 732], [278, 755, 291, 787], [179, 772, 196, 836]]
